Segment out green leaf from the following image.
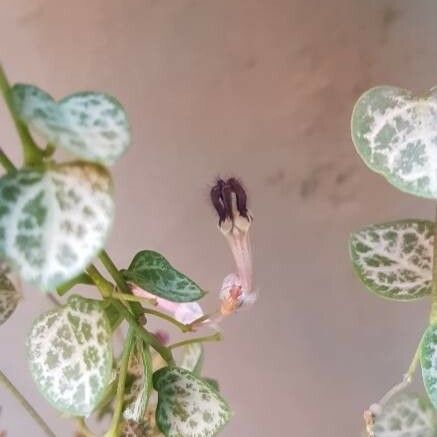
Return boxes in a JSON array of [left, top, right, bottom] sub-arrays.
[[104, 302, 124, 331], [349, 220, 433, 300], [351, 85, 437, 198], [123, 341, 153, 422], [124, 251, 205, 302], [0, 162, 114, 290], [421, 324, 437, 408], [203, 378, 219, 392], [0, 265, 20, 326], [373, 393, 436, 436], [153, 367, 232, 437], [27, 295, 113, 416], [11, 84, 131, 166], [179, 344, 204, 375]]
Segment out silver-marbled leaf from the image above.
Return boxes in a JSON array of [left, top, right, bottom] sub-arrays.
[[373, 393, 436, 437], [349, 220, 433, 300], [352, 85, 437, 198], [12, 84, 130, 166], [124, 251, 205, 302], [0, 162, 114, 290], [0, 266, 20, 326], [27, 295, 113, 416], [153, 367, 231, 437], [421, 324, 437, 408]]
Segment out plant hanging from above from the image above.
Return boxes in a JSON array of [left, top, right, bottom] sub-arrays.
[[0, 64, 256, 437], [350, 85, 437, 437]]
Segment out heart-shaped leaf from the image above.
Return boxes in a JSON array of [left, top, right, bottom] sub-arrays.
[[421, 324, 437, 408], [12, 84, 131, 166], [352, 85, 437, 198], [349, 220, 433, 300], [27, 295, 113, 416], [0, 162, 114, 290], [0, 265, 20, 326], [153, 367, 231, 437], [124, 251, 205, 302], [179, 344, 203, 375], [123, 341, 153, 422], [373, 393, 436, 436]]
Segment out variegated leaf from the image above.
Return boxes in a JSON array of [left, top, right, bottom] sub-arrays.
[[352, 86, 437, 198], [121, 420, 151, 437], [373, 393, 436, 437], [27, 295, 113, 416], [124, 251, 205, 302], [0, 162, 114, 290], [123, 341, 153, 422], [421, 324, 437, 408], [12, 84, 130, 166], [153, 367, 231, 437], [349, 220, 433, 300], [0, 265, 20, 326], [179, 344, 203, 375]]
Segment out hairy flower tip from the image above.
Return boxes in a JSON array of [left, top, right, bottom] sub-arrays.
[[219, 273, 257, 316], [210, 177, 251, 225]]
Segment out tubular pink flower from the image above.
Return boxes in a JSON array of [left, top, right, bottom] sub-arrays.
[[131, 286, 204, 325], [211, 178, 255, 315]]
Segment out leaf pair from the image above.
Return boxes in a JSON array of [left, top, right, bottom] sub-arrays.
[[12, 84, 131, 166], [0, 83, 131, 291]]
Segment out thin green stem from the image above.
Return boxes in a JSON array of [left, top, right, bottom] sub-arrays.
[[143, 307, 191, 332], [86, 264, 175, 365], [168, 332, 222, 350], [56, 272, 93, 296], [99, 250, 130, 293], [98, 250, 144, 318], [112, 299, 175, 365], [0, 148, 15, 172], [104, 327, 135, 437], [110, 292, 157, 306], [0, 64, 44, 166], [430, 206, 437, 324], [75, 418, 95, 437], [0, 368, 56, 437], [377, 338, 422, 409]]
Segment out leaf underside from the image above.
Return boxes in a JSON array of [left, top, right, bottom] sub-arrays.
[[123, 341, 153, 422], [352, 85, 437, 199], [179, 344, 204, 375], [27, 295, 113, 416], [349, 220, 433, 300], [153, 367, 231, 437], [12, 84, 131, 166], [124, 250, 205, 302], [373, 393, 436, 437], [0, 162, 114, 290]]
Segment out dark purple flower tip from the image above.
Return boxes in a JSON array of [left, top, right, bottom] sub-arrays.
[[210, 177, 250, 224]]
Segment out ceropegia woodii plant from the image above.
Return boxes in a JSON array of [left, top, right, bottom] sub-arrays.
[[350, 85, 437, 437], [0, 64, 257, 437]]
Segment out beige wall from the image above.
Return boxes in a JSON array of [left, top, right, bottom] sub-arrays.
[[1, 0, 436, 435]]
